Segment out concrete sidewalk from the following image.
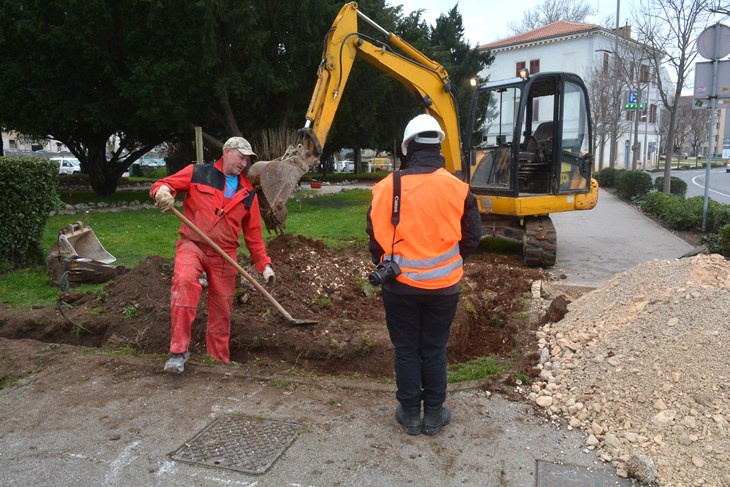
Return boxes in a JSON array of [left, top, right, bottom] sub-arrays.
[[550, 189, 694, 287]]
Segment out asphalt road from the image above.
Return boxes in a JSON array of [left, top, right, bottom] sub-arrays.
[[659, 167, 730, 205]]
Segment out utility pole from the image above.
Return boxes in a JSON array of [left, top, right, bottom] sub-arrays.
[[642, 87, 651, 170], [632, 91, 640, 170]]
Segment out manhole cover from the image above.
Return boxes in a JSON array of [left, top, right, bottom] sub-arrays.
[[170, 414, 303, 475], [536, 460, 636, 486]]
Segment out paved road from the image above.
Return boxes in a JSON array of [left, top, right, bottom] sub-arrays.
[[658, 167, 730, 204]]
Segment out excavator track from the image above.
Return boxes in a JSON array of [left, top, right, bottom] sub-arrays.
[[523, 216, 557, 267]]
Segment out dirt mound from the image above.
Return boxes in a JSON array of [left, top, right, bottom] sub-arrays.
[[0, 235, 547, 381], [531, 254, 730, 485]]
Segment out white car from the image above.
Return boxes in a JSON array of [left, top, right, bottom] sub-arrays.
[[726, 159, 730, 173], [50, 157, 81, 175]]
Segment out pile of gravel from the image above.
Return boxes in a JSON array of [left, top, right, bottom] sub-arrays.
[[530, 254, 730, 485]]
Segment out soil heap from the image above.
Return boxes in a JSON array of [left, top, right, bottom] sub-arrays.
[[0, 234, 546, 381], [531, 254, 730, 485]]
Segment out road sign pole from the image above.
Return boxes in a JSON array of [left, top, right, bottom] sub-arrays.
[[702, 23, 725, 232]]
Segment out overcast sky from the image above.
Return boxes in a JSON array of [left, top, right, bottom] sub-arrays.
[[392, 0, 639, 47]]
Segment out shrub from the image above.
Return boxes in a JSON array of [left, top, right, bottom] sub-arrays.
[[0, 157, 63, 273], [719, 224, 730, 256], [707, 199, 730, 232], [594, 167, 620, 188], [616, 170, 653, 199], [639, 191, 676, 215], [654, 176, 687, 197]]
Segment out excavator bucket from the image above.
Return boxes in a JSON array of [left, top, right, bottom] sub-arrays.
[[46, 221, 128, 289], [248, 144, 319, 233]]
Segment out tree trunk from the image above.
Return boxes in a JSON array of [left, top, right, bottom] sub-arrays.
[[87, 145, 127, 196], [662, 109, 677, 193]]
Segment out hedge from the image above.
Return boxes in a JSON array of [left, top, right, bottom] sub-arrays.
[[0, 157, 62, 273]]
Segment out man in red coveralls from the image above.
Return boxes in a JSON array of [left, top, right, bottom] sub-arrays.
[[150, 137, 275, 374]]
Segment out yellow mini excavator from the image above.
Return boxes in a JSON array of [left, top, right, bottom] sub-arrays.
[[248, 2, 598, 267]]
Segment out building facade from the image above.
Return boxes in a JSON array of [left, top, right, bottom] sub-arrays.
[[479, 21, 670, 170]]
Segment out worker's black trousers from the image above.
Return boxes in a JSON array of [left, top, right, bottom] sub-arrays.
[[382, 290, 459, 412]]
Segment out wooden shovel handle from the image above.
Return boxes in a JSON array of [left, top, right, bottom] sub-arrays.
[[169, 207, 296, 322]]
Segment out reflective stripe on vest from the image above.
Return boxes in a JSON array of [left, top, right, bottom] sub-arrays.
[[384, 243, 463, 281]]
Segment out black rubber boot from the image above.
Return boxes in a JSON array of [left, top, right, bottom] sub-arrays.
[[395, 404, 421, 435], [422, 405, 451, 435]]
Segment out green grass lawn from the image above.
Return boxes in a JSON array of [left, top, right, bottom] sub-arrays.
[[4, 188, 373, 308]]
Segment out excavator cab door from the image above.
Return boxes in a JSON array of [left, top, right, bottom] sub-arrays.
[[465, 72, 593, 198]]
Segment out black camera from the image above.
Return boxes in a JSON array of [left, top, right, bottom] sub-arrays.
[[368, 260, 401, 286]]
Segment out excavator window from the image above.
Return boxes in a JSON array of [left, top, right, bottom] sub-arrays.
[[557, 80, 591, 192]]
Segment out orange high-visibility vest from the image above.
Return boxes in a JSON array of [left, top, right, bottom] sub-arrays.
[[370, 168, 470, 290]]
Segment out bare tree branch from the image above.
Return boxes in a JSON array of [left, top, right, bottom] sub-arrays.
[[508, 0, 597, 35]]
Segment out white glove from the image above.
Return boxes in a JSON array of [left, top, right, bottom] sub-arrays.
[[262, 264, 275, 287], [154, 185, 174, 212]]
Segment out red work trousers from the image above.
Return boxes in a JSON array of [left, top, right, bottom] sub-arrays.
[[169, 238, 237, 363]]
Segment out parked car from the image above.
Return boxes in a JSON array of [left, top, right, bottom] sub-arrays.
[[50, 157, 81, 175], [336, 159, 355, 172], [726, 159, 730, 173], [139, 157, 165, 167]]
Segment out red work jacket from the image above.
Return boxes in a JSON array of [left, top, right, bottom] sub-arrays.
[[150, 159, 271, 273]]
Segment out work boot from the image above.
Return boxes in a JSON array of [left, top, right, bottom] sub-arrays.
[[395, 404, 421, 435], [422, 405, 451, 435], [163, 351, 190, 374]]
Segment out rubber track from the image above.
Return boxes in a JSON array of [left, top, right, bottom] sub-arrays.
[[523, 216, 557, 267]]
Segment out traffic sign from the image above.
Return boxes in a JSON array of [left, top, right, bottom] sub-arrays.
[[693, 59, 730, 109]]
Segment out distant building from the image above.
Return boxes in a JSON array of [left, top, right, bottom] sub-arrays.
[[1, 131, 71, 158]]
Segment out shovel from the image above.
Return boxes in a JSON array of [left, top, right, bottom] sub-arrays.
[[170, 207, 317, 326]]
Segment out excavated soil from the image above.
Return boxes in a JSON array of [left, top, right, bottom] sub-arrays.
[[0, 235, 547, 383]]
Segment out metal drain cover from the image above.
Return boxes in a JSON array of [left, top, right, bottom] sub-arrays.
[[170, 414, 302, 475]]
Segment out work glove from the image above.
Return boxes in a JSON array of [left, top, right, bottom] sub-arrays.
[[154, 185, 174, 212], [262, 264, 276, 287]]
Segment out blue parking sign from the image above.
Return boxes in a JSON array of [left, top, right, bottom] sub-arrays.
[[628, 91, 638, 103]]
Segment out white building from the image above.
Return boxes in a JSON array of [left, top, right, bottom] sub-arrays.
[[1, 131, 71, 158], [479, 21, 670, 170]]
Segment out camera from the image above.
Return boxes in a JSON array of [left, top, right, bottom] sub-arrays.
[[368, 260, 401, 286]]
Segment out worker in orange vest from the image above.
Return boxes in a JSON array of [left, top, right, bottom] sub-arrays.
[[366, 114, 482, 435]]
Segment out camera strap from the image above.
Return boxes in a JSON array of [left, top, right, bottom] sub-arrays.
[[387, 170, 402, 259], [391, 170, 401, 227]]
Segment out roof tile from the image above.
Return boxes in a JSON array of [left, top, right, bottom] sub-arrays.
[[480, 21, 600, 50]]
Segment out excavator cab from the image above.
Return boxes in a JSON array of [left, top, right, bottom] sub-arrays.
[[464, 71, 598, 266], [467, 71, 594, 197]]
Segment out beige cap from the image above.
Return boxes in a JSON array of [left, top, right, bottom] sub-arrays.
[[223, 136, 257, 157]]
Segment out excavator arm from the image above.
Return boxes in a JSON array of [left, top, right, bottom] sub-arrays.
[[248, 2, 462, 233]]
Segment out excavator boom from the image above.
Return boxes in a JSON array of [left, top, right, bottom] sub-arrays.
[[248, 2, 461, 232]]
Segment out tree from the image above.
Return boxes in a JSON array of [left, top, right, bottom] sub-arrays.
[[429, 6, 494, 139], [586, 63, 622, 170], [632, 0, 714, 192], [0, 1, 210, 195], [508, 0, 596, 35]]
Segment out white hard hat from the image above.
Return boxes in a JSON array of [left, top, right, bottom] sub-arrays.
[[401, 114, 445, 155]]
